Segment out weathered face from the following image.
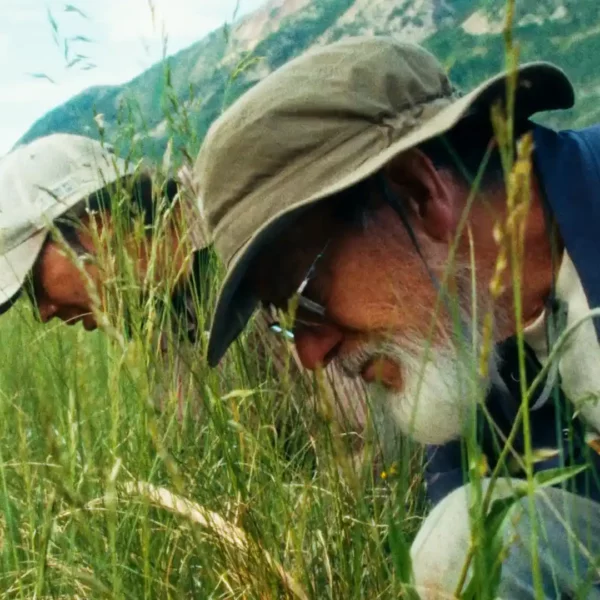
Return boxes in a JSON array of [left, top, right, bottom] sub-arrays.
[[29, 207, 190, 332], [30, 227, 99, 330], [247, 151, 554, 445]]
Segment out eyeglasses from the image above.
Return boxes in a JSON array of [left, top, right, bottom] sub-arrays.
[[267, 242, 329, 341]]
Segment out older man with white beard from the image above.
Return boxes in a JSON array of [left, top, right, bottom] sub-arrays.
[[193, 37, 600, 599]]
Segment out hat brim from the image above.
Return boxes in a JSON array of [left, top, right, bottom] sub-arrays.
[[207, 61, 575, 366], [0, 229, 47, 314]]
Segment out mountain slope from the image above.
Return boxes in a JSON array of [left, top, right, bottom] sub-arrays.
[[17, 0, 600, 161]]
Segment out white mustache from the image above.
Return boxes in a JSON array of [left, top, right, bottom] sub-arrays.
[[336, 336, 450, 380]]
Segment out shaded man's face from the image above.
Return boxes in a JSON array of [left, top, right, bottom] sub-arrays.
[[246, 151, 548, 445], [31, 223, 99, 330], [29, 205, 192, 332]]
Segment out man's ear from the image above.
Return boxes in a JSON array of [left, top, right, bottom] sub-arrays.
[[383, 149, 460, 242]]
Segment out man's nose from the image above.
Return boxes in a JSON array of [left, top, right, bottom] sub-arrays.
[[37, 299, 58, 323], [293, 323, 344, 370]]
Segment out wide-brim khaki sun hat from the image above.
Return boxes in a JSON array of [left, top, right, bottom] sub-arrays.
[[0, 133, 137, 312], [194, 36, 575, 367]]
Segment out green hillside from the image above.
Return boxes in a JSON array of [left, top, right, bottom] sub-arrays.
[[16, 0, 600, 162]]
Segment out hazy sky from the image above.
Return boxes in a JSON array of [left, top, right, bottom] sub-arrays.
[[0, 0, 266, 155]]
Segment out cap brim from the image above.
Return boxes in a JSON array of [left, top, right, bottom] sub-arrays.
[[0, 229, 47, 313], [207, 61, 574, 366]]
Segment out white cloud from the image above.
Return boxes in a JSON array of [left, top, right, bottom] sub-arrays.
[[0, 80, 59, 105], [2, 1, 40, 24], [0, 75, 102, 153], [0, 72, 103, 107], [0, 33, 9, 57], [0, 0, 267, 153], [100, 0, 242, 44], [0, 126, 28, 156]]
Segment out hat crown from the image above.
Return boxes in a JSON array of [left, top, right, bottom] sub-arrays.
[[0, 133, 125, 252], [195, 36, 454, 264]]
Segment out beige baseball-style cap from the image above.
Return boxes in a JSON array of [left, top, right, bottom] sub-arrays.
[[0, 133, 137, 312], [194, 36, 575, 367]]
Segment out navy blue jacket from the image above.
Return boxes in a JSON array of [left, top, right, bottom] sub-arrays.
[[425, 123, 600, 506]]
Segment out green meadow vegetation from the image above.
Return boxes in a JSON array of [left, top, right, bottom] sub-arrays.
[[1, 0, 598, 597], [0, 178, 425, 597]]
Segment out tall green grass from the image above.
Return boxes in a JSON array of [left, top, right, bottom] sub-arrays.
[[0, 152, 425, 597], [2, 0, 598, 598], [0, 227, 424, 597]]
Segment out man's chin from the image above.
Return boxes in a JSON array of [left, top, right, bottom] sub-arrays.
[[366, 370, 478, 447], [352, 331, 486, 447]]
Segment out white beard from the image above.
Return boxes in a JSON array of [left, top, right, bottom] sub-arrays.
[[377, 337, 488, 446], [334, 260, 504, 452], [339, 330, 493, 453]]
